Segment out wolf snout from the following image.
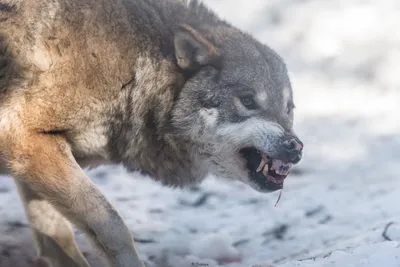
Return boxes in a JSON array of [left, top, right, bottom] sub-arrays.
[[282, 135, 303, 164]]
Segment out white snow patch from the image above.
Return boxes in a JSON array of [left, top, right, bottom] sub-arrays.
[[189, 233, 241, 262], [280, 242, 400, 267], [1, 0, 400, 267]]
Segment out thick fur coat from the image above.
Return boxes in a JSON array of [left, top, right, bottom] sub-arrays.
[[0, 1, 303, 266]]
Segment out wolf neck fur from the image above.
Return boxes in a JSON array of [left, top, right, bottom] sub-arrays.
[[106, 0, 231, 186]]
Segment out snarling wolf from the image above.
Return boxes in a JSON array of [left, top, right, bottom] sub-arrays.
[[0, 0, 303, 266]]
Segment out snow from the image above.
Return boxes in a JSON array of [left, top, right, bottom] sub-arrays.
[[1, 0, 400, 266]]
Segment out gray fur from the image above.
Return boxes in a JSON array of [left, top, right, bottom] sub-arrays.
[[0, 0, 303, 266]]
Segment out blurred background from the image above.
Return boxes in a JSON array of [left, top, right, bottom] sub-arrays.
[[1, 0, 400, 266]]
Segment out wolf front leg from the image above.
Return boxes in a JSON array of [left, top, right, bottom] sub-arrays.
[[15, 179, 91, 267], [8, 133, 145, 267]]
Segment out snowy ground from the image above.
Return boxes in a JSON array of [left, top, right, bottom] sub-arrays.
[[1, 0, 400, 266]]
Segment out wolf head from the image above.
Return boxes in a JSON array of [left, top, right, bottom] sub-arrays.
[[171, 24, 303, 192]]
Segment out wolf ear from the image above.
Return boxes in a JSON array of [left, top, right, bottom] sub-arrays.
[[174, 24, 221, 71]]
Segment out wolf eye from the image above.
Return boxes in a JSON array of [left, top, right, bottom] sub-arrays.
[[240, 95, 257, 109]]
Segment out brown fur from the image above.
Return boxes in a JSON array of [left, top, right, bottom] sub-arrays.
[[0, 0, 234, 186], [0, 0, 302, 266], [0, 1, 241, 266]]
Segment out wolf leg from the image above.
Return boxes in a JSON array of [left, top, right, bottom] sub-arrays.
[[15, 179, 91, 267], [9, 133, 145, 267]]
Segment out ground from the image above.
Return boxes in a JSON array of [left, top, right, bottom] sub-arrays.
[[1, 0, 400, 266]]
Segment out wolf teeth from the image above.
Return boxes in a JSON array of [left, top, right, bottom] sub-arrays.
[[262, 164, 269, 177], [256, 158, 267, 172]]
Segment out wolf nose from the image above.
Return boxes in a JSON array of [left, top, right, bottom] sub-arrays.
[[283, 137, 303, 151], [283, 136, 303, 164]]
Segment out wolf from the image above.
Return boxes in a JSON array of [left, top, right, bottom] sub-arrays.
[[0, 0, 303, 266]]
